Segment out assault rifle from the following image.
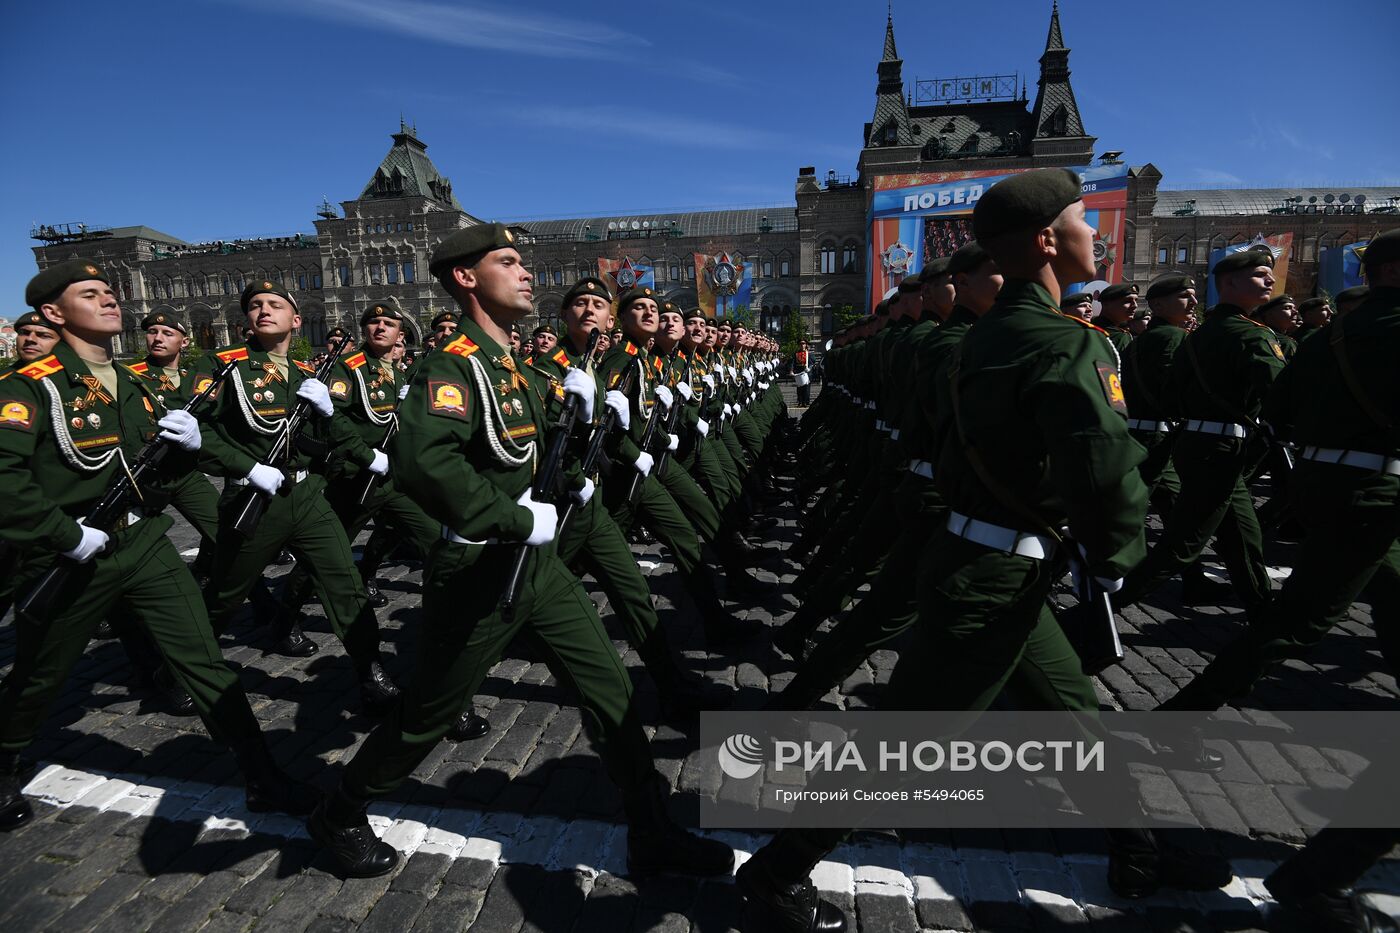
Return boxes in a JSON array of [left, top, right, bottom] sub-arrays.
[[229, 349, 342, 535], [354, 416, 398, 507], [625, 358, 666, 508], [499, 328, 601, 621], [17, 356, 238, 618], [556, 362, 638, 540]]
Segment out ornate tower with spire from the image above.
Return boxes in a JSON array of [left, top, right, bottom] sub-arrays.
[[866, 12, 912, 149], [1028, 1, 1095, 160]]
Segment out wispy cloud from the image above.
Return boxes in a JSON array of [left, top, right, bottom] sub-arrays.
[[1192, 168, 1244, 184], [220, 0, 742, 85], [528, 106, 792, 151], [1246, 112, 1335, 162]]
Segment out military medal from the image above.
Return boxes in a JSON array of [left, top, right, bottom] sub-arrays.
[[87, 413, 102, 428], [72, 398, 85, 411], [71, 417, 84, 430], [497, 378, 511, 397], [512, 399, 523, 416]]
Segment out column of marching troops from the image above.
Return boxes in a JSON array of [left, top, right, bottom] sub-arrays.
[[0, 168, 1396, 932]]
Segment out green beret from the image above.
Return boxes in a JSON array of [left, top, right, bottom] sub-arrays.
[[683, 307, 708, 323], [733, 320, 749, 330], [873, 299, 891, 317], [1361, 228, 1400, 269], [142, 311, 187, 334], [1145, 274, 1194, 300], [360, 303, 404, 327], [716, 319, 733, 329], [240, 278, 298, 312], [1060, 291, 1094, 310], [15, 310, 60, 332], [26, 258, 109, 309], [616, 285, 658, 314], [897, 269, 924, 293], [326, 326, 349, 341], [1335, 285, 1370, 303], [1099, 282, 1139, 302], [972, 168, 1082, 242], [947, 241, 991, 277], [560, 276, 613, 310], [532, 323, 555, 336], [1256, 295, 1295, 316], [1297, 297, 1329, 313], [428, 222, 517, 277], [430, 310, 458, 328], [922, 256, 952, 278], [1212, 246, 1275, 279], [659, 301, 684, 317]]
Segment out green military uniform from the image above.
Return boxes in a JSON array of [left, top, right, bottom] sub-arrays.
[[1094, 282, 1137, 359], [1163, 234, 1400, 711], [1120, 287, 1189, 498], [0, 332, 310, 826], [197, 320, 394, 699], [1116, 249, 1286, 622]]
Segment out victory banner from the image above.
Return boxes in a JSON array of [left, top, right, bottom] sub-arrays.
[[694, 252, 752, 318], [867, 164, 1131, 312], [1204, 234, 1295, 306], [1318, 240, 1369, 298], [597, 256, 654, 294]]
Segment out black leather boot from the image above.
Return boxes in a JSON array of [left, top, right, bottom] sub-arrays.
[[308, 786, 398, 878], [1107, 828, 1233, 899], [624, 773, 734, 878], [358, 661, 400, 717], [0, 754, 34, 832], [151, 666, 196, 716], [361, 576, 388, 609], [238, 739, 319, 815], [268, 620, 318, 658], [736, 839, 846, 932], [447, 709, 490, 742]]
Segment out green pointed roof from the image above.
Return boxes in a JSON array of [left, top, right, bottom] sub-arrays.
[[359, 122, 462, 210]]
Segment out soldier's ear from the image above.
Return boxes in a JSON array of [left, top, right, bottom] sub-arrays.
[[40, 301, 65, 327]]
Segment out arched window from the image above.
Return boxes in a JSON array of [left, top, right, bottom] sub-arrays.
[[840, 245, 859, 274], [818, 244, 837, 275], [1156, 239, 1172, 265]]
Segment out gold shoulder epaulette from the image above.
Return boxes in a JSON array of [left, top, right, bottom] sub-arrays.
[[443, 335, 479, 357], [18, 355, 63, 380]]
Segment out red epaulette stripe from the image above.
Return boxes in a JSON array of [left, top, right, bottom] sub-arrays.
[[294, 359, 315, 374], [216, 346, 250, 364], [344, 351, 367, 370], [552, 349, 571, 368], [651, 356, 665, 373], [1060, 312, 1110, 337], [623, 342, 639, 356], [18, 355, 62, 379], [128, 361, 149, 374], [443, 335, 479, 357]]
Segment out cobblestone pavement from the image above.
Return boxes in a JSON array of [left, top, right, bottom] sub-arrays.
[[3, 387, 1399, 932]]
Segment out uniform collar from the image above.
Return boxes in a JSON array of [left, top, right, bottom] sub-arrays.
[[944, 305, 978, 327], [995, 278, 1060, 315]]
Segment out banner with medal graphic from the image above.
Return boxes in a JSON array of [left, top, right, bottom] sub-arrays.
[[1318, 240, 1369, 298], [866, 164, 1131, 312], [597, 256, 655, 294], [1204, 234, 1295, 307], [694, 252, 753, 318]]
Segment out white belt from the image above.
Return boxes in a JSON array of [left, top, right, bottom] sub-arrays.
[[1301, 446, 1400, 475], [1183, 420, 1247, 438], [947, 511, 1054, 560], [852, 396, 863, 405], [231, 469, 308, 486], [875, 420, 891, 434], [441, 526, 500, 545], [1127, 418, 1171, 434], [908, 460, 934, 479], [865, 401, 876, 411], [889, 428, 900, 441]]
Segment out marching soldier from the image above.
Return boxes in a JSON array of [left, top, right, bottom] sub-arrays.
[[1060, 290, 1094, 321], [308, 224, 733, 881], [10, 311, 61, 364], [1294, 296, 1331, 343], [1257, 294, 1300, 363], [430, 309, 458, 343], [1094, 282, 1138, 355], [0, 260, 316, 831], [1113, 246, 1286, 623], [1334, 285, 1369, 317], [529, 323, 557, 360], [739, 170, 1230, 932], [197, 279, 401, 708]]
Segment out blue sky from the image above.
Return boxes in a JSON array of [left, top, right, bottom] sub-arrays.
[[2, 0, 1397, 306]]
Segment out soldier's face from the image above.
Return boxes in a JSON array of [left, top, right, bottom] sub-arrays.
[[145, 324, 187, 360], [923, 274, 956, 314], [246, 294, 300, 339], [16, 324, 59, 362], [658, 312, 685, 345], [433, 320, 457, 340], [461, 248, 533, 317], [533, 332, 556, 355], [363, 315, 401, 354], [957, 261, 1004, 315], [622, 299, 659, 339], [563, 294, 609, 347], [1152, 288, 1196, 326], [510, 332, 522, 352], [1100, 294, 1136, 322], [44, 279, 121, 339], [684, 317, 706, 346], [704, 325, 717, 349], [1221, 266, 1275, 308], [1051, 201, 1097, 284], [1304, 304, 1330, 327]]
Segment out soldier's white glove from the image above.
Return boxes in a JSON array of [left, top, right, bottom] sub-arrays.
[[1096, 576, 1124, 593], [723, 403, 734, 419], [759, 380, 770, 390], [696, 418, 709, 438], [653, 385, 673, 411], [368, 449, 390, 475], [604, 390, 630, 430], [562, 368, 595, 421], [157, 410, 201, 451], [665, 433, 679, 452], [516, 490, 558, 547], [571, 478, 595, 506], [633, 451, 654, 476], [398, 383, 411, 400], [701, 374, 714, 390], [676, 381, 693, 401], [296, 378, 334, 417], [63, 524, 110, 564], [244, 462, 285, 496], [744, 367, 755, 383]]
